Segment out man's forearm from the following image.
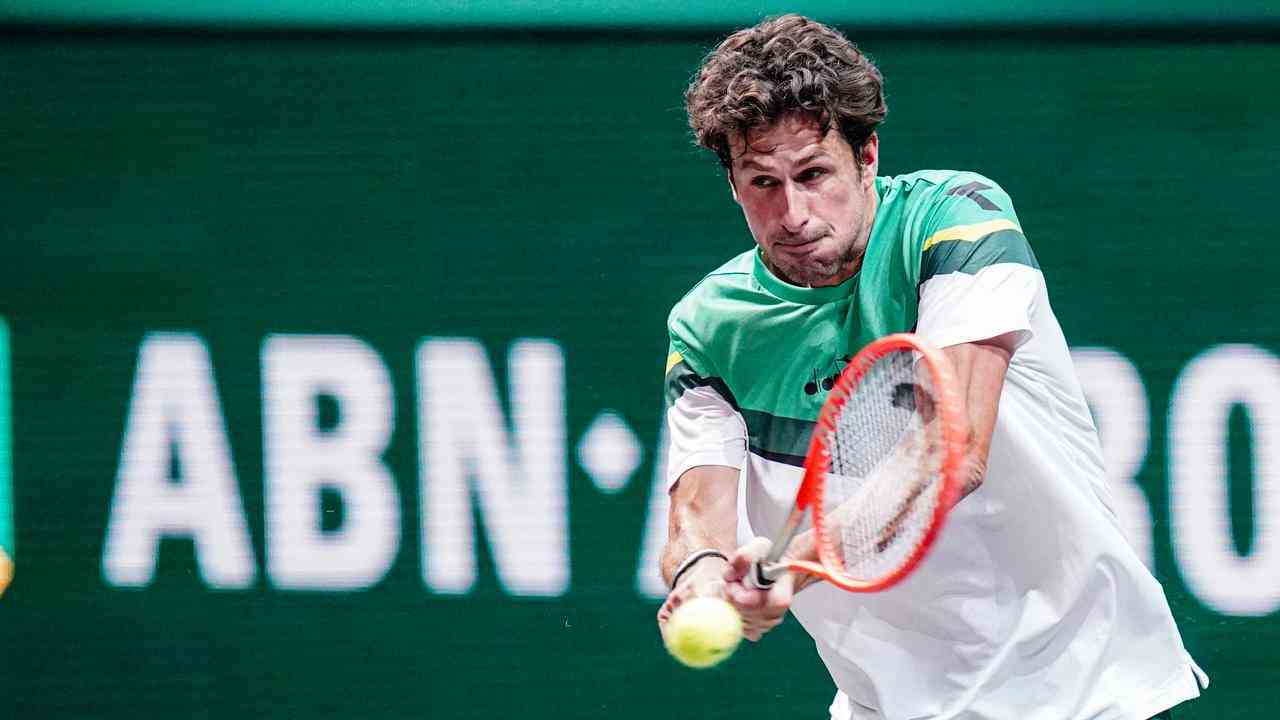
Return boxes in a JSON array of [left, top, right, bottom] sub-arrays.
[[661, 521, 736, 588], [660, 465, 740, 587], [944, 338, 1012, 498]]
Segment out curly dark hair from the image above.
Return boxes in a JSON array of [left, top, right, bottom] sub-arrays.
[[685, 14, 887, 169]]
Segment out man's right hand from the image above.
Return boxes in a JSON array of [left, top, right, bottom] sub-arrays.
[[724, 537, 795, 642]]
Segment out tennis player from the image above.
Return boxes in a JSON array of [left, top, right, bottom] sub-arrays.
[[656, 14, 1206, 720]]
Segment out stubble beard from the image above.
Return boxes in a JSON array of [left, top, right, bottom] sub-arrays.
[[766, 226, 865, 288]]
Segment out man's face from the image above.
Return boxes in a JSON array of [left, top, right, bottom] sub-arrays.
[[728, 114, 878, 287]]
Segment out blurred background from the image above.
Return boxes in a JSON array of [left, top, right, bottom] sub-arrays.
[[1, 2, 1278, 718]]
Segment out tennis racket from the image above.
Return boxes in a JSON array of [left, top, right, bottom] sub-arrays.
[[748, 333, 967, 593]]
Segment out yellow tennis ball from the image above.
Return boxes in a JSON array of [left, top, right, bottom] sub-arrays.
[[664, 597, 743, 669]]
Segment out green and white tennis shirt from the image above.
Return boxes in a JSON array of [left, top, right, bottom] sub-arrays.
[[663, 170, 1206, 720]]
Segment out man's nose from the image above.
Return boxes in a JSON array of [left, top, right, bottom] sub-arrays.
[[780, 182, 809, 234]]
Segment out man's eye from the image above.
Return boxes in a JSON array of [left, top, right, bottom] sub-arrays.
[[798, 168, 827, 182], [751, 176, 778, 188]]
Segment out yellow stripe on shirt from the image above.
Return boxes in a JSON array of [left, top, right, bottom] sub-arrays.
[[665, 351, 684, 375], [922, 218, 1021, 252]]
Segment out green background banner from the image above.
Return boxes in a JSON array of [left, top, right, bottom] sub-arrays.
[[3, 0, 1279, 29], [2, 26, 1279, 719]]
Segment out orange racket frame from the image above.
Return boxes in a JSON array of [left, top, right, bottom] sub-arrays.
[[752, 333, 968, 593]]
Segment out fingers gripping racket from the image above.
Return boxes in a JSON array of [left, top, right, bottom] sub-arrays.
[[749, 333, 967, 593]]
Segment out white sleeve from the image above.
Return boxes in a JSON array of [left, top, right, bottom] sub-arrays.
[[915, 263, 1042, 351], [664, 384, 748, 492]]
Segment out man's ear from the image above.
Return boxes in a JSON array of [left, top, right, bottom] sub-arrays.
[[726, 168, 740, 204], [860, 132, 880, 184]]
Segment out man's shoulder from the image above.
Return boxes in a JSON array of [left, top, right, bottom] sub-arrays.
[[666, 249, 758, 325], [881, 169, 1012, 208], [666, 249, 775, 375], [880, 169, 1022, 246]]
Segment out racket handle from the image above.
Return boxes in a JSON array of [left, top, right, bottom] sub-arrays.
[[753, 509, 803, 591], [744, 561, 776, 590]]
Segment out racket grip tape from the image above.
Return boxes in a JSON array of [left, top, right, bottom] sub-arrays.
[[744, 561, 776, 590]]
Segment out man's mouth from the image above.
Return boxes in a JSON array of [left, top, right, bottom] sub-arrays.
[[776, 236, 822, 250]]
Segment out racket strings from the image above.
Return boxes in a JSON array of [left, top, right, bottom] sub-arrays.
[[820, 349, 945, 580]]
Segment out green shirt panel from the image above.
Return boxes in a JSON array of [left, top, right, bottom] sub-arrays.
[[667, 252, 856, 422]]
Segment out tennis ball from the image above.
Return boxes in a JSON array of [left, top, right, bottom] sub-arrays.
[[664, 597, 743, 669]]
